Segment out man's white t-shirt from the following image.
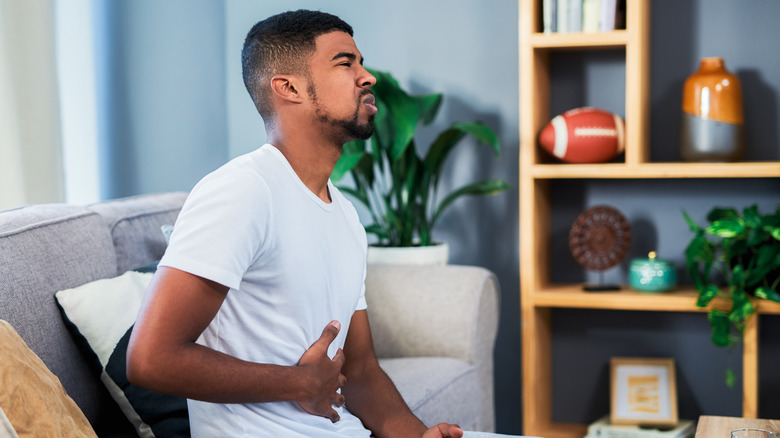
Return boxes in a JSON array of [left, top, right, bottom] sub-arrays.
[[159, 144, 372, 437]]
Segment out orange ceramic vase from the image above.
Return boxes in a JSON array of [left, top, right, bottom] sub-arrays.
[[680, 57, 744, 161]]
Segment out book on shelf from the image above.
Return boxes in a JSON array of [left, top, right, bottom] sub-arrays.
[[582, 0, 600, 32], [567, 0, 583, 32], [543, 0, 557, 32], [599, 0, 617, 31], [585, 416, 695, 438], [543, 0, 624, 34], [556, 0, 568, 32], [598, 0, 626, 31]]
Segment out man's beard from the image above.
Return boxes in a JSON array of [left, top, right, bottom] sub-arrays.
[[309, 84, 375, 141]]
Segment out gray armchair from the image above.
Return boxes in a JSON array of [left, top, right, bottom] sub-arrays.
[[366, 264, 500, 432]]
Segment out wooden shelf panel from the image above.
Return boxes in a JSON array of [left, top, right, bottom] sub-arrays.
[[530, 162, 780, 179], [533, 284, 780, 314], [529, 30, 628, 49], [530, 422, 588, 438]]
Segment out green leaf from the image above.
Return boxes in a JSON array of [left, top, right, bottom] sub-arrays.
[[731, 264, 745, 287], [756, 286, 780, 303], [452, 122, 501, 155], [706, 218, 746, 238], [431, 180, 512, 228], [696, 284, 720, 307], [416, 93, 443, 126], [424, 128, 467, 175], [727, 238, 749, 260], [682, 210, 702, 233], [725, 369, 737, 389], [345, 67, 511, 247], [352, 152, 376, 189], [707, 207, 739, 222], [728, 289, 754, 324], [762, 209, 780, 228], [332, 149, 365, 182], [424, 121, 500, 177], [337, 186, 369, 209], [746, 227, 768, 247], [685, 235, 713, 263], [746, 250, 774, 287], [364, 224, 389, 240], [369, 69, 420, 162], [743, 205, 761, 228], [708, 310, 731, 347]]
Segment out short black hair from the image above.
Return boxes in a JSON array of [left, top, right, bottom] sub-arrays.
[[241, 9, 354, 121]]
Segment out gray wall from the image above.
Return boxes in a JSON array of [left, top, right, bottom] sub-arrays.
[[94, 0, 228, 198], [94, 0, 780, 433]]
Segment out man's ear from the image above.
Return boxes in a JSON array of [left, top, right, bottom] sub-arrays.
[[270, 75, 305, 104]]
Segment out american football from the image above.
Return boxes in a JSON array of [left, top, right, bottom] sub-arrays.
[[538, 107, 625, 163]]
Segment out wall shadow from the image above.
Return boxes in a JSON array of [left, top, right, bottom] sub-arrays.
[[649, 0, 697, 162], [739, 68, 779, 161]]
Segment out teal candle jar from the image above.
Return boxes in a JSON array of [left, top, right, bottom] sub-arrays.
[[629, 251, 677, 293]]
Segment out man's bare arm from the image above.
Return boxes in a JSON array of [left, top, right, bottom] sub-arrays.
[[341, 310, 463, 438], [126, 266, 346, 422]]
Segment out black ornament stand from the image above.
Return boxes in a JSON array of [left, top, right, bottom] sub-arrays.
[[583, 271, 620, 291]]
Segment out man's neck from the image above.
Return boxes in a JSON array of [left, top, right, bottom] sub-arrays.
[[266, 129, 341, 204]]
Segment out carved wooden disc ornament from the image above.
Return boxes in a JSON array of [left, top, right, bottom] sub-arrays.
[[568, 205, 631, 271]]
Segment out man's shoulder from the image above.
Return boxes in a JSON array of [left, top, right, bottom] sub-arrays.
[[198, 145, 279, 190]]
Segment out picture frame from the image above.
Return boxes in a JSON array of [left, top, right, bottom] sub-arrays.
[[610, 357, 678, 427]]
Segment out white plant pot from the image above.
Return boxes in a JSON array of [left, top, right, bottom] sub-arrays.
[[366, 242, 449, 265]]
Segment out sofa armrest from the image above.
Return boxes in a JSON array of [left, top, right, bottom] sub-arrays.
[[365, 264, 499, 362], [364, 264, 500, 431]]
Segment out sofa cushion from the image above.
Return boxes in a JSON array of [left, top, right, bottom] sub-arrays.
[[55, 269, 189, 438], [0, 204, 120, 426], [88, 192, 187, 274], [378, 357, 480, 431], [0, 320, 97, 437]]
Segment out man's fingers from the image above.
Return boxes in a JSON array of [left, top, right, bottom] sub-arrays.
[[314, 320, 341, 350], [438, 423, 463, 438], [333, 393, 346, 408], [333, 348, 345, 366], [329, 409, 340, 423], [338, 373, 347, 388]]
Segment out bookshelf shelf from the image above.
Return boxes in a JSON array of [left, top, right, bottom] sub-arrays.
[[530, 30, 628, 49], [529, 162, 780, 179], [533, 284, 780, 314]]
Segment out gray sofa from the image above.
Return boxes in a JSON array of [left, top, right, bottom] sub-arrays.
[[0, 192, 500, 436]]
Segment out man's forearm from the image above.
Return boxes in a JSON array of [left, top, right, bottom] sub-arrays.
[[342, 360, 427, 438], [127, 340, 309, 404]]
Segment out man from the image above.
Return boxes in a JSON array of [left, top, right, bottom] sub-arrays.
[[127, 9, 464, 438]]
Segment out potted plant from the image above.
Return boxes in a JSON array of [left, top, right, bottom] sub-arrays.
[[331, 68, 511, 264], [683, 204, 780, 386]]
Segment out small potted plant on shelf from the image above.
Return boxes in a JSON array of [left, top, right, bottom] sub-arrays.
[[683, 204, 780, 386], [331, 68, 511, 264]]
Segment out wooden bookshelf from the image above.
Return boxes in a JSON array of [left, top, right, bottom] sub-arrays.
[[533, 284, 780, 314], [518, 0, 780, 436], [529, 162, 780, 179]]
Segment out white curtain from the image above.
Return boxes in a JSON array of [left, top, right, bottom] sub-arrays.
[[0, 0, 64, 210]]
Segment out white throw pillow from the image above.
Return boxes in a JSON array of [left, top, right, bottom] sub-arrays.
[[55, 270, 189, 438]]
